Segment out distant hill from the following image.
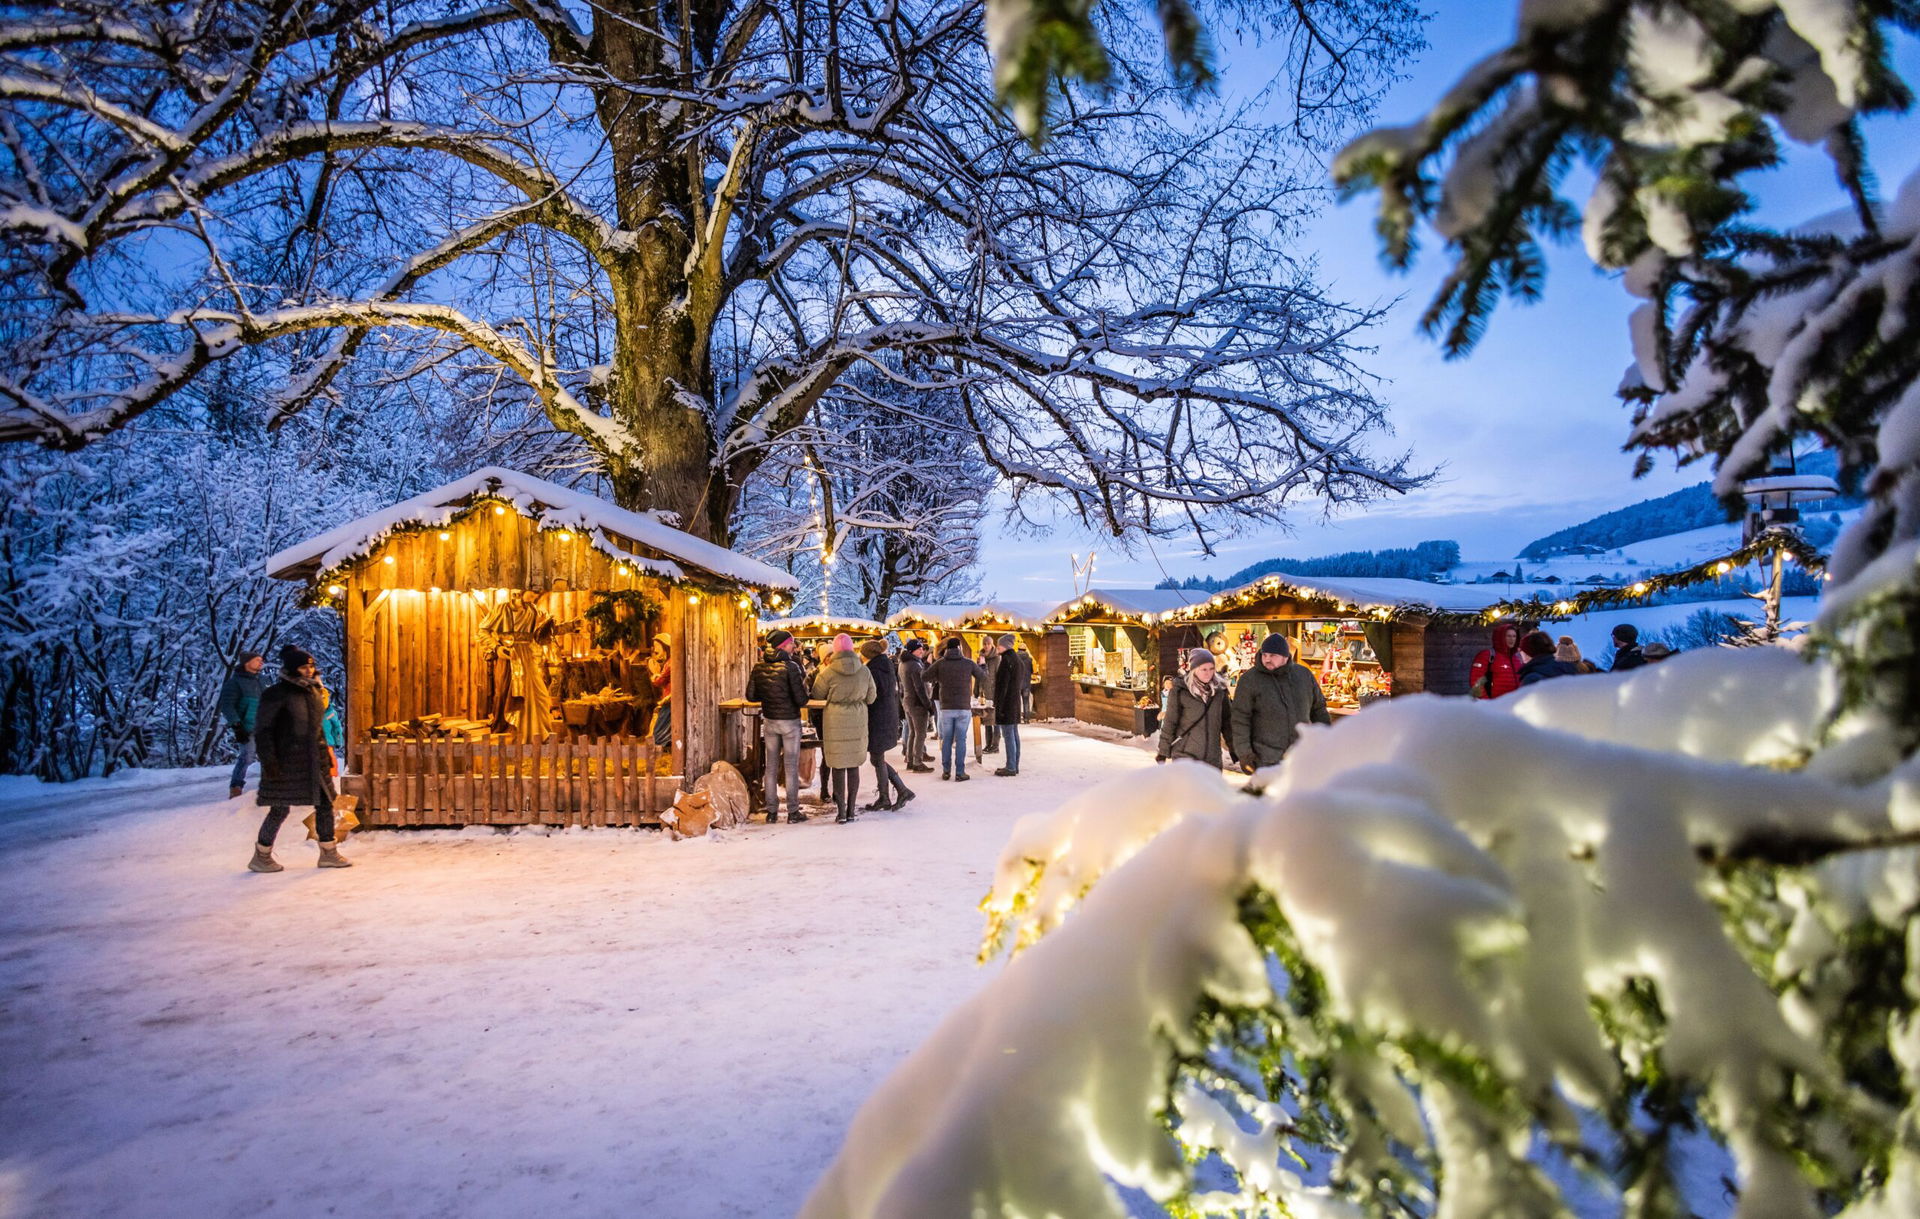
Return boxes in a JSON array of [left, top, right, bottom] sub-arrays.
[[1518, 452, 1860, 560], [1157, 540, 1460, 592]]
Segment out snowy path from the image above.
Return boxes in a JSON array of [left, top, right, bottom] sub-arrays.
[[0, 727, 1154, 1219]]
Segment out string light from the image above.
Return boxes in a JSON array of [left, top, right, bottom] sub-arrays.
[[438, 531, 451, 541], [327, 584, 344, 596]]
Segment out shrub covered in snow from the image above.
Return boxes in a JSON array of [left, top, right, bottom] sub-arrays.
[[803, 651, 1920, 1217]]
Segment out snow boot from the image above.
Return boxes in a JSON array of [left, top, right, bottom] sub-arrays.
[[861, 796, 893, 813], [316, 841, 353, 868], [786, 811, 809, 824], [994, 767, 1016, 777], [954, 772, 970, 783], [893, 787, 916, 808], [247, 843, 283, 873], [229, 785, 244, 799]]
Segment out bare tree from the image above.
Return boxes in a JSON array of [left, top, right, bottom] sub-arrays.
[[1, 0, 1423, 544]]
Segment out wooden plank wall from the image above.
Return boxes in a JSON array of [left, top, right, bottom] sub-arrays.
[[346, 508, 659, 594], [672, 592, 758, 782], [358, 740, 676, 827]]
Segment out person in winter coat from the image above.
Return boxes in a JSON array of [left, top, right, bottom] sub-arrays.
[[248, 645, 351, 872], [1555, 636, 1600, 675], [1469, 621, 1526, 699], [928, 637, 987, 781], [898, 639, 935, 772], [978, 638, 1003, 754], [1642, 641, 1676, 663], [990, 634, 1031, 777], [1229, 634, 1330, 772], [1610, 623, 1647, 671], [860, 638, 916, 811], [812, 634, 877, 822], [1156, 648, 1233, 768], [219, 651, 267, 799], [1516, 630, 1580, 685], [747, 629, 813, 824]]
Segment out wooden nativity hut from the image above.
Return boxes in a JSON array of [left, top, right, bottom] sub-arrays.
[[266, 467, 799, 828]]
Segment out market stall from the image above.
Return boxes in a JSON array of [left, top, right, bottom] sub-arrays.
[[265, 467, 797, 827], [886, 600, 1069, 719], [1045, 588, 1212, 733], [1164, 573, 1509, 710]]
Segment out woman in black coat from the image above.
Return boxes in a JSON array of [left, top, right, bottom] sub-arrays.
[[248, 645, 352, 872], [859, 639, 915, 812], [1155, 648, 1233, 769]]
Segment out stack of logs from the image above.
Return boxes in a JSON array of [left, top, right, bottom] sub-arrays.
[[368, 713, 494, 742]]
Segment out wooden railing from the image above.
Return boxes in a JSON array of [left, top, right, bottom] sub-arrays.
[[356, 740, 679, 827]]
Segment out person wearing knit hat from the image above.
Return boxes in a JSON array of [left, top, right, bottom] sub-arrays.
[[246, 645, 351, 872], [1610, 623, 1647, 672], [1229, 633, 1330, 774], [1555, 635, 1599, 674], [1156, 648, 1233, 768], [218, 650, 268, 799], [1517, 630, 1580, 686], [813, 633, 877, 821], [859, 638, 916, 811], [748, 626, 812, 823], [898, 638, 935, 772]]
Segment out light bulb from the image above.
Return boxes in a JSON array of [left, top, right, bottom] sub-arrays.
[[438, 531, 451, 541]]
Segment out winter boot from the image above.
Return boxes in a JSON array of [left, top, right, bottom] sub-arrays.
[[229, 785, 244, 800], [893, 786, 916, 808], [316, 841, 353, 868], [786, 811, 809, 824], [994, 767, 1015, 777], [861, 796, 893, 813], [247, 843, 283, 873], [954, 771, 970, 783]]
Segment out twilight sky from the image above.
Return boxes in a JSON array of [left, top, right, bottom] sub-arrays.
[[980, 5, 1920, 602]]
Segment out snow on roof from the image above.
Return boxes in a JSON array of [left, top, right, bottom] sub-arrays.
[[1171, 572, 1508, 620], [887, 601, 1060, 631], [1048, 588, 1212, 620], [265, 466, 799, 590], [760, 615, 891, 636]]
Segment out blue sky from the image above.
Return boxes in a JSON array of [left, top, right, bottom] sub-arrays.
[[981, 4, 1920, 600]]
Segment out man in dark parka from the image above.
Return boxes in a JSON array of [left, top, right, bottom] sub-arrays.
[[1229, 634, 1331, 773], [248, 645, 351, 871]]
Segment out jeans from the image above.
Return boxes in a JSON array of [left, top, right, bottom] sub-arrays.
[[762, 719, 802, 819], [937, 709, 971, 775], [904, 706, 930, 768], [230, 737, 255, 789], [259, 785, 334, 847], [1000, 722, 1021, 772]]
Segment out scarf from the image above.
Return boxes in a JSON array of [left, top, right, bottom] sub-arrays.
[[1184, 669, 1225, 702]]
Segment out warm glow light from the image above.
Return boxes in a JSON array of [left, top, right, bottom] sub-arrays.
[[493, 505, 505, 516], [438, 531, 451, 541], [688, 593, 701, 605], [616, 565, 629, 576], [383, 555, 395, 565], [1632, 582, 1649, 595], [327, 584, 344, 596], [557, 531, 571, 541], [1714, 561, 1731, 575], [1555, 601, 1573, 614]]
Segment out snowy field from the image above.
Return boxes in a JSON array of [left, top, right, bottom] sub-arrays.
[[0, 727, 1156, 1219], [1551, 595, 1820, 662]]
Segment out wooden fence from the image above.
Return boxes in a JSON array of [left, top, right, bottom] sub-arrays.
[[356, 740, 679, 827]]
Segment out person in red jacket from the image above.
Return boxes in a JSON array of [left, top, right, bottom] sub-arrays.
[[1469, 620, 1525, 699]]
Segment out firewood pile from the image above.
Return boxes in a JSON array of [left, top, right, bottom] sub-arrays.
[[368, 714, 494, 741]]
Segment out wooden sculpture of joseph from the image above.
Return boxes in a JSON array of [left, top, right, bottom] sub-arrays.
[[480, 589, 557, 741]]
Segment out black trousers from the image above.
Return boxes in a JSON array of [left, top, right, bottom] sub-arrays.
[[829, 767, 861, 815], [869, 749, 906, 801], [259, 786, 334, 847]]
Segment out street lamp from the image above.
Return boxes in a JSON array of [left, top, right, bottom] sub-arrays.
[[1739, 457, 1838, 639]]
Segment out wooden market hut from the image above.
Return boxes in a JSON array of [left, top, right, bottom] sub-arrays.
[[1044, 588, 1213, 732], [265, 467, 799, 828], [1162, 573, 1507, 710], [885, 601, 1071, 718], [758, 614, 891, 651]]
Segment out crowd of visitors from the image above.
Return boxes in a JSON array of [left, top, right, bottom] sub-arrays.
[[746, 629, 1034, 825], [1471, 620, 1670, 699]]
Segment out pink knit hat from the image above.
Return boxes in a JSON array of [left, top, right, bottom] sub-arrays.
[[831, 633, 855, 652]]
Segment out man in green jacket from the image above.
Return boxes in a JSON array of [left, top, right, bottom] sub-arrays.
[[1229, 634, 1331, 773]]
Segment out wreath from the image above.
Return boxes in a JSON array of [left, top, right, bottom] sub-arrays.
[[585, 590, 663, 650]]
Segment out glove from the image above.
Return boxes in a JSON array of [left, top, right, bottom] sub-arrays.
[[232, 726, 250, 745], [1154, 755, 1167, 765]]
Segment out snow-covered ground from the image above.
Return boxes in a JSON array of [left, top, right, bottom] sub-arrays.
[[0, 727, 1156, 1219]]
